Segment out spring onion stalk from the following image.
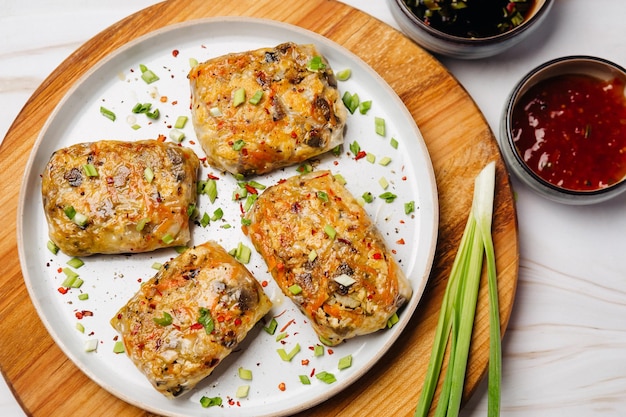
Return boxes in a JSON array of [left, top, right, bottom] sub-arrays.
[[414, 161, 498, 417]]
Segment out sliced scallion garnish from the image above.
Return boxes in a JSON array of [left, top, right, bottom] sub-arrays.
[[248, 90, 264, 105], [198, 307, 214, 334], [200, 396, 222, 408], [235, 385, 250, 399], [139, 65, 159, 84], [113, 341, 125, 354], [337, 354, 352, 370], [335, 68, 351, 81], [324, 224, 336, 240], [174, 115, 188, 129], [153, 311, 173, 326], [299, 375, 311, 385], [379, 191, 397, 203], [82, 163, 98, 177], [359, 100, 372, 114], [315, 371, 336, 384], [232, 88, 246, 107], [238, 367, 253, 380], [277, 343, 301, 361], [66, 257, 84, 269], [288, 284, 303, 295], [144, 167, 154, 183], [375, 117, 386, 136], [162, 234, 175, 244], [47, 240, 59, 255], [264, 318, 278, 335], [169, 128, 185, 143], [100, 106, 116, 121]]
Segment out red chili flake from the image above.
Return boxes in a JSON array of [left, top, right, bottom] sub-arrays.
[[241, 148, 248, 156], [75, 310, 92, 319], [157, 134, 167, 142], [354, 150, 367, 160], [113, 335, 119, 341], [57, 267, 63, 273], [506, 2, 516, 13], [207, 173, 220, 180], [172, 49, 179, 57], [327, 349, 334, 355], [244, 184, 258, 194], [372, 253, 383, 260], [396, 238, 405, 245], [228, 398, 236, 406], [200, 157, 207, 163], [333, 160, 339, 166], [57, 287, 68, 295], [392, 249, 397, 255], [171, 100, 178, 105], [217, 315, 226, 323], [310, 368, 316, 377], [402, 176, 407, 181], [278, 382, 286, 391], [261, 280, 269, 287], [277, 178, 287, 184], [190, 322, 203, 330], [280, 319, 296, 332], [160, 96, 168, 103], [137, 278, 142, 283], [301, 359, 310, 366], [117, 313, 123, 320], [189, 140, 196, 145], [290, 131, 298, 138], [234, 318, 242, 326]]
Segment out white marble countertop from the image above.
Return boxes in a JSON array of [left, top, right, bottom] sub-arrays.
[[2, 1, 626, 416]]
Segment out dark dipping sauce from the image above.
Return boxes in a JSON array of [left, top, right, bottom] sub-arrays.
[[511, 74, 626, 191], [404, 0, 535, 38]]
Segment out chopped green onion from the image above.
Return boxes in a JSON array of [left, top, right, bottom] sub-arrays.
[[78, 293, 89, 301], [359, 100, 372, 114], [375, 117, 386, 136], [307, 56, 326, 72], [264, 318, 278, 335], [387, 312, 399, 328], [324, 224, 336, 240], [317, 191, 329, 202], [162, 234, 175, 244], [189, 57, 199, 68], [146, 108, 160, 120], [308, 249, 318, 262], [84, 339, 98, 352], [247, 180, 266, 190], [211, 208, 224, 221], [288, 284, 303, 295], [209, 107, 223, 117], [232, 242, 252, 264], [334, 173, 347, 185], [275, 332, 287, 342], [151, 262, 163, 270], [244, 194, 257, 212], [66, 257, 84, 269], [235, 385, 250, 398], [144, 167, 154, 183], [379, 191, 397, 203], [47, 240, 59, 255], [64, 205, 76, 220], [100, 106, 116, 121], [333, 274, 356, 287], [174, 115, 188, 129], [197, 307, 214, 334], [379, 156, 392, 166], [61, 267, 80, 288], [232, 88, 246, 107], [174, 246, 187, 254], [379, 177, 389, 190], [341, 91, 359, 114], [232, 139, 246, 151], [200, 396, 222, 408], [338, 354, 352, 370], [113, 341, 125, 354], [131, 124, 141, 130], [405, 201, 416, 215], [72, 212, 89, 228], [169, 128, 185, 143], [76, 322, 85, 333], [366, 153, 376, 164], [132, 102, 152, 113], [187, 203, 197, 218], [249, 90, 264, 105], [299, 375, 311, 385], [199, 179, 218, 203], [136, 217, 149, 232], [315, 371, 336, 384], [153, 311, 173, 326], [335, 68, 351, 81], [277, 343, 301, 361], [414, 161, 499, 417], [82, 163, 98, 177], [140, 65, 159, 84], [362, 191, 374, 203], [332, 144, 342, 156], [238, 367, 253, 380], [241, 218, 252, 226], [390, 137, 399, 149], [349, 141, 360, 155], [296, 162, 313, 174], [200, 212, 210, 227], [314, 344, 324, 357]]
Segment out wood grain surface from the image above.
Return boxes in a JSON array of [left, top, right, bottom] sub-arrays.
[[0, 0, 519, 416]]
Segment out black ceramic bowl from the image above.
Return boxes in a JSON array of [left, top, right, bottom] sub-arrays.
[[388, 0, 554, 59], [500, 56, 626, 205]]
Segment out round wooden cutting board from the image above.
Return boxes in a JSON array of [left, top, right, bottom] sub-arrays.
[[0, 0, 518, 416]]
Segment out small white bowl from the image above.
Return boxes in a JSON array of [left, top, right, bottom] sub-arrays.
[[388, 0, 554, 59], [500, 56, 626, 205]]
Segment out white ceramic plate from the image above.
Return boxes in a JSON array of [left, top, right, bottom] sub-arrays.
[[17, 17, 438, 417]]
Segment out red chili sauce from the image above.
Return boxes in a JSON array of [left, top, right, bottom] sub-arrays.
[[511, 74, 626, 191]]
